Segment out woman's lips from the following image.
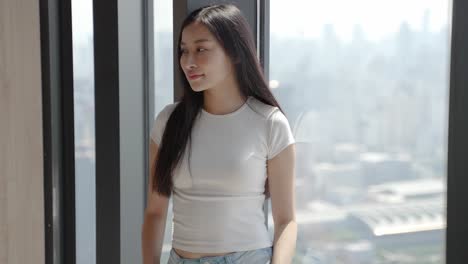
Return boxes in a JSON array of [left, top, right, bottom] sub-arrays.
[[188, 74, 204, 80]]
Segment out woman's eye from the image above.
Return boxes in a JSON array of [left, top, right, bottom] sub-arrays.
[[180, 48, 206, 54]]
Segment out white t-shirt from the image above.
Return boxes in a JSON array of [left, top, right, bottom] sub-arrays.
[[150, 96, 295, 253]]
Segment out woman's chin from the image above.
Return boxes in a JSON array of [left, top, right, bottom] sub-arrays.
[[191, 85, 207, 92]]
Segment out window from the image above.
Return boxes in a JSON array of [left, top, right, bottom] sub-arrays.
[[71, 0, 96, 263], [152, 0, 174, 262], [269, 1, 451, 263]]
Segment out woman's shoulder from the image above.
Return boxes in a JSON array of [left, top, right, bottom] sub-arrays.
[[151, 101, 181, 144], [160, 101, 180, 115], [165, 100, 181, 111], [248, 96, 280, 120], [155, 101, 180, 122]]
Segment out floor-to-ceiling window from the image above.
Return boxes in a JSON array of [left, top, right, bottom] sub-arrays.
[[152, 0, 174, 263], [40, 0, 468, 262], [269, 1, 452, 263], [71, 0, 96, 263]]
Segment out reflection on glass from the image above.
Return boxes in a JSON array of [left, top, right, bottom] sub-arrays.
[[153, 0, 174, 263], [270, 0, 451, 263], [71, 0, 96, 263]]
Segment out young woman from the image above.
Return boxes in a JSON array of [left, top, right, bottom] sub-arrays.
[[142, 4, 297, 264]]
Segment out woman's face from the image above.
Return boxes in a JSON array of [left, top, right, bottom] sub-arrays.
[[179, 22, 235, 92]]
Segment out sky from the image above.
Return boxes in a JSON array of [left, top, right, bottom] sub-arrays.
[[72, 0, 452, 43], [269, 0, 452, 41]]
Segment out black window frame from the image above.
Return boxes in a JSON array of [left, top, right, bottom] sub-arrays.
[[446, 0, 468, 262]]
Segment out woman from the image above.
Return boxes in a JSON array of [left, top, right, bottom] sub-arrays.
[[141, 4, 297, 264]]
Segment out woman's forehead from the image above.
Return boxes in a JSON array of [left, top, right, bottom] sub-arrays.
[[181, 23, 215, 45]]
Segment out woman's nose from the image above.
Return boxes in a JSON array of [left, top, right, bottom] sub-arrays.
[[183, 55, 197, 70]]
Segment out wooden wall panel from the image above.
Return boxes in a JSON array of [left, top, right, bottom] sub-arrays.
[[0, 0, 45, 263]]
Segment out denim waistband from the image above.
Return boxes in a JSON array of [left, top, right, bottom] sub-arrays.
[[168, 246, 273, 264]]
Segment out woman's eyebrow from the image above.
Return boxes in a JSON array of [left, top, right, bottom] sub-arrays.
[[180, 39, 212, 46]]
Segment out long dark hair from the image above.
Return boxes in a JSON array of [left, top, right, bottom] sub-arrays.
[[153, 3, 285, 197]]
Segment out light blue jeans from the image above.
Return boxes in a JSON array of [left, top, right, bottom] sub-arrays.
[[167, 246, 273, 264]]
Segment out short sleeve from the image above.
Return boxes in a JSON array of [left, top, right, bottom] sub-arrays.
[[150, 103, 177, 145], [267, 108, 296, 160]]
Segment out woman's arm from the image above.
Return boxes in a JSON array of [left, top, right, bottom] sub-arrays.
[[141, 141, 170, 264], [142, 213, 168, 264], [267, 144, 297, 264]]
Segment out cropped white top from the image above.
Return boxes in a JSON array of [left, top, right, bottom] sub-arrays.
[[150, 96, 295, 253]]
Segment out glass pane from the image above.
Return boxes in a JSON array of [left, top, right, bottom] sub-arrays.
[[269, 1, 451, 263], [154, 1, 174, 115], [153, 0, 174, 263], [71, 0, 96, 263]]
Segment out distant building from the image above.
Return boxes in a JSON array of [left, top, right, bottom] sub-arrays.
[[360, 152, 414, 185], [347, 199, 445, 247], [367, 177, 445, 203]]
